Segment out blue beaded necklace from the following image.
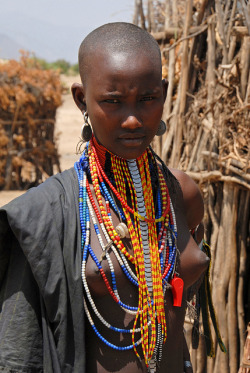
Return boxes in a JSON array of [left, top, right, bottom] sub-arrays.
[[74, 139, 180, 371]]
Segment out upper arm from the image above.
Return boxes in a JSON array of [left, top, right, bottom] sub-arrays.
[[168, 168, 204, 230]]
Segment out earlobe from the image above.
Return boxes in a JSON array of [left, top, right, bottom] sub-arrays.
[[162, 79, 168, 101], [71, 83, 86, 112]]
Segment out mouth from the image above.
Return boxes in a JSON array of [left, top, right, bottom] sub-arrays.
[[119, 132, 145, 139], [118, 133, 146, 147]]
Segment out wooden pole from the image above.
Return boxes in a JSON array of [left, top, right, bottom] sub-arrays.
[[139, 0, 146, 30], [237, 191, 250, 365], [171, 0, 193, 167], [240, 36, 250, 100], [133, 0, 139, 26], [228, 186, 240, 373], [215, 0, 228, 64]]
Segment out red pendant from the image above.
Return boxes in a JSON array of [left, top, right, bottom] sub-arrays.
[[170, 275, 184, 307]]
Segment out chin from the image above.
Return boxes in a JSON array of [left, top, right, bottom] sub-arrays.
[[115, 148, 147, 160]]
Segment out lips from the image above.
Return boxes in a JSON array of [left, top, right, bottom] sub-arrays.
[[118, 132, 145, 140], [118, 134, 145, 147]]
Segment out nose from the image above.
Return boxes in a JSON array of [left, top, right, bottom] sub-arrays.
[[121, 114, 143, 131]]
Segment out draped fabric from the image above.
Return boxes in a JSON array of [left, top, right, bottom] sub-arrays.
[[0, 168, 86, 373]]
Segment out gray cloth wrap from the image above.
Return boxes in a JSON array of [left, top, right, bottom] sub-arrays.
[[0, 168, 86, 372]]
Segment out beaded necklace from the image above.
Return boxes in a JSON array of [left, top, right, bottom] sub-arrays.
[[74, 137, 183, 372]]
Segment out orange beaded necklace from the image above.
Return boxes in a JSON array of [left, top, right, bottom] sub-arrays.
[[75, 137, 182, 371], [89, 138, 173, 366]]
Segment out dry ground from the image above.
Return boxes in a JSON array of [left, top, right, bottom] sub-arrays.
[[0, 75, 82, 207]]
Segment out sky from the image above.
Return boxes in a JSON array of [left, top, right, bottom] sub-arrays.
[[0, 0, 135, 63]]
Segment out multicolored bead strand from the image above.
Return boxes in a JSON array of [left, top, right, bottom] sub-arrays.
[[127, 158, 157, 368], [111, 153, 168, 366], [75, 138, 179, 372]]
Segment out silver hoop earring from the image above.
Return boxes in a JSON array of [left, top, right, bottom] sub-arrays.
[[81, 111, 92, 142], [156, 120, 167, 136]]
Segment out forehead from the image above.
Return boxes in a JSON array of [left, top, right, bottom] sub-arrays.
[[84, 49, 162, 88]]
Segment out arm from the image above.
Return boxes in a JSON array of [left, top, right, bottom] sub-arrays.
[[167, 168, 209, 289], [169, 168, 204, 240]]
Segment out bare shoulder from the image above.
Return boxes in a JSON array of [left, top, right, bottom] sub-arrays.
[[168, 167, 204, 230]]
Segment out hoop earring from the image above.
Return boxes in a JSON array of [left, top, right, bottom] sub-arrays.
[[81, 111, 92, 142], [156, 120, 167, 136]]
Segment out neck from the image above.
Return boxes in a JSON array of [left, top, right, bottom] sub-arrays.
[[92, 136, 107, 169], [92, 135, 149, 169]]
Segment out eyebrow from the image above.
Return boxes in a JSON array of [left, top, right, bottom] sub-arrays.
[[101, 87, 162, 97], [139, 88, 161, 95], [102, 91, 123, 97]]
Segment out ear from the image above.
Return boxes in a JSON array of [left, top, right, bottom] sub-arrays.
[[162, 79, 168, 102], [71, 83, 86, 112]]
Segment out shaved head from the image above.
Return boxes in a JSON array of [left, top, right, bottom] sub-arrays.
[[78, 22, 162, 84]]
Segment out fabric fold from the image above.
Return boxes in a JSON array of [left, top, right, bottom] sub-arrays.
[[0, 168, 86, 373]]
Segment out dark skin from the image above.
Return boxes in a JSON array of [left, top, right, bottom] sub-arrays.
[[72, 48, 209, 372], [72, 50, 166, 160]]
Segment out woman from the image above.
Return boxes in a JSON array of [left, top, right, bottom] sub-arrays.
[[0, 23, 209, 372]]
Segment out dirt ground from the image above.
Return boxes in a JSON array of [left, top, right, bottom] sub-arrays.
[[0, 75, 83, 207]]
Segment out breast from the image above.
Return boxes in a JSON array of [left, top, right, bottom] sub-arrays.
[[85, 192, 209, 301], [85, 222, 137, 300]]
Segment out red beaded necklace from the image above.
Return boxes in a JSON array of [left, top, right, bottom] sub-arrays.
[[75, 136, 183, 371], [91, 139, 169, 224], [88, 138, 174, 365]]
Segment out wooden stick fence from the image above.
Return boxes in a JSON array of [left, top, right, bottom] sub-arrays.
[[134, 1, 250, 372], [0, 55, 62, 190]]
